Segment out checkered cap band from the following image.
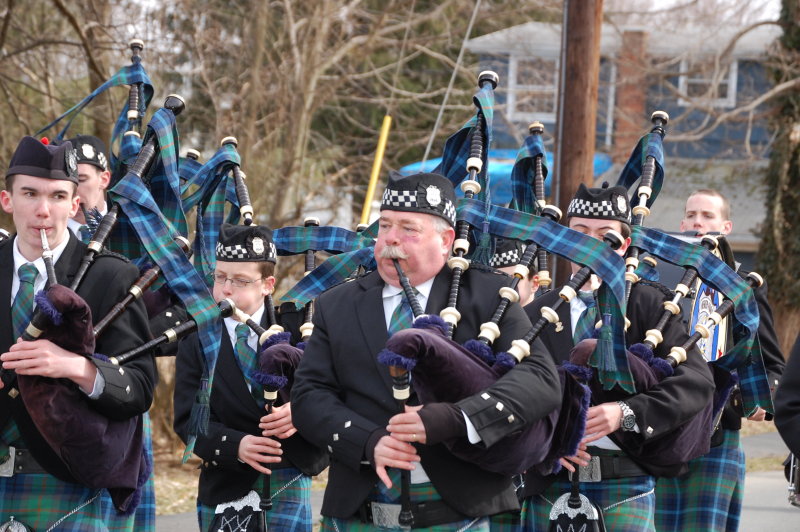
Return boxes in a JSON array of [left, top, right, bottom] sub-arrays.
[[381, 187, 457, 226], [215, 240, 276, 262], [567, 197, 631, 223], [490, 248, 522, 268]]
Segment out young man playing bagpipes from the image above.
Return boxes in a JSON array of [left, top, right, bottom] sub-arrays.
[[654, 189, 785, 531], [0, 137, 157, 530], [520, 183, 716, 531], [174, 223, 327, 531]]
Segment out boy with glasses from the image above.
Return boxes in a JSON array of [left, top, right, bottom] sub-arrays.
[[174, 223, 327, 531]]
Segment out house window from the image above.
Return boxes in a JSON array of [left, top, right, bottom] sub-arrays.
[[678, 58, 738, 108], [508, 55, 558, 122]]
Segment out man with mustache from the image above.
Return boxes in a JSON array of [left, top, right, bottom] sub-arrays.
[[292, 172, 560, 530]]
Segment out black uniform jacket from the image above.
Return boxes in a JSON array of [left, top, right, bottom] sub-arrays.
[[173, 303, 328, 506], [522, 281, 715, 494], [291, 266, 561, 519], [0, 233, 156, 482], [776, 335, 800, 456]]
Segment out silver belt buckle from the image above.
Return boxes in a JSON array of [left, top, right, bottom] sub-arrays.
[[578, 455, 602, 483], [371, 502, 409, 529], [0, 446, 15, 477]]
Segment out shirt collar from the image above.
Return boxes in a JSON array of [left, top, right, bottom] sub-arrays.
[[12, 229, 71, 278]]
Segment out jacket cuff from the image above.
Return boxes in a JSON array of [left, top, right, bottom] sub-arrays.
[[195, 429, 247, 469], [457, 390, 528, 448], [418, 403, 466, 445]]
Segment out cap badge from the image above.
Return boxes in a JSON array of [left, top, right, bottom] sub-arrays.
[[425, 185, 442, 207], [615, 194, 627, 214], [65, 149, 78, 176], [81, 144, 95, 161], [252, 237, 265, 256]]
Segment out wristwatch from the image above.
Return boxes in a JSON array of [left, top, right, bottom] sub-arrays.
[[617, 401, 636, 432]]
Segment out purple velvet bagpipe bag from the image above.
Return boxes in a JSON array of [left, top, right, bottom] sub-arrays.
[[377, 316, 591, 477], [16, 285, 150, 515], [568, 338, 726, 468], [251, 332, 303, 406]]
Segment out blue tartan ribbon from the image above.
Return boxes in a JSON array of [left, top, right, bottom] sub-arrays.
[[273, 226, 365, 255], [279, 226, 378, 308], [108, 109, 222, 454], [179, 144, 241, 281], [510, 132, 548, 214], [34, 59, 153, 182], [630, 226, 771, 414], [457, 198, 633, 392], [616, 132, 665, 207], [434, 82, 496, 265], [433, 84, 495, 198]]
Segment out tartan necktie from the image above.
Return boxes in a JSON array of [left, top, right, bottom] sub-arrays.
[[234, 323, 262, 405], [572, 290, 597, 344], [12, 263, 39, 339], [387, 289, 418, 337]]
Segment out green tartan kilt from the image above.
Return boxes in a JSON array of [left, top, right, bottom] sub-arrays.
[[132, 411, 156, 532], [523, 474, 656, 532], [488, 510, 521, 532], [0, 473, 134, 531], [654, 428, 744, 531], [198, 466, 312, 531], [320, 480, 489, 532]]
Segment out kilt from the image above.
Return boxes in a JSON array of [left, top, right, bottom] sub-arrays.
[[198, 466, 312, 531], [0, 473, 135, 531], [488, 510, 521, 531], [654, 428, 744, 531], [320, 477, 489, 532], [132, 412, 156, 531], [523, 475, 656, 532], [1, 417, 135, 531]]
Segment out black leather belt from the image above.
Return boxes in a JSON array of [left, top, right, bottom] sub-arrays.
[[357, 498, 469, 528], [595, 454, 648, 480], [563, 450, 649, 482], [0, 446, 48, 477]]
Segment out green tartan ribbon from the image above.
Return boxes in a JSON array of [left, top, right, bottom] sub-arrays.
[[631, 226, 771, 415], [108, 108, 222, 458]]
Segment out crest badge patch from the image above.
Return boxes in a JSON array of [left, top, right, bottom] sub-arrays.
[[65, 149, 78, 177], [251, 237, 265, 256], [81, 144, 96, 161], [425, 186, 442, 207], [615, 194, 627, 214]]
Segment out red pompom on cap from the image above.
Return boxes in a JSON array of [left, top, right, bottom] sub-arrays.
[[40, 137, 50, 145]]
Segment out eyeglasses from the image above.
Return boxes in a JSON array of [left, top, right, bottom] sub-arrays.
[[212, 273, 263, 288]]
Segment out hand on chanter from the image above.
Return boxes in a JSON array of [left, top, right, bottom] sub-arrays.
[[558, 441, 591, 473], [387, 404, 427, 444], [260, 402, 297, 439], [373, 434, 420, 489], [238, 434, 282, 475]]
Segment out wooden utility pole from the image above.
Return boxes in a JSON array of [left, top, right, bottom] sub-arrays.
[[553, 0, 604, 284]]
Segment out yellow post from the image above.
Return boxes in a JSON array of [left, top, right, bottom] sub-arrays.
[[360, 115, 393, 226]]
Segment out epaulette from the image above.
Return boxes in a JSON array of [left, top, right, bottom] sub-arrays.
[[638, 278, 675, 300]]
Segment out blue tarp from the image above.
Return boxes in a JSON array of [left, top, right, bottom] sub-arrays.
[[399, 149, 613, 204]]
